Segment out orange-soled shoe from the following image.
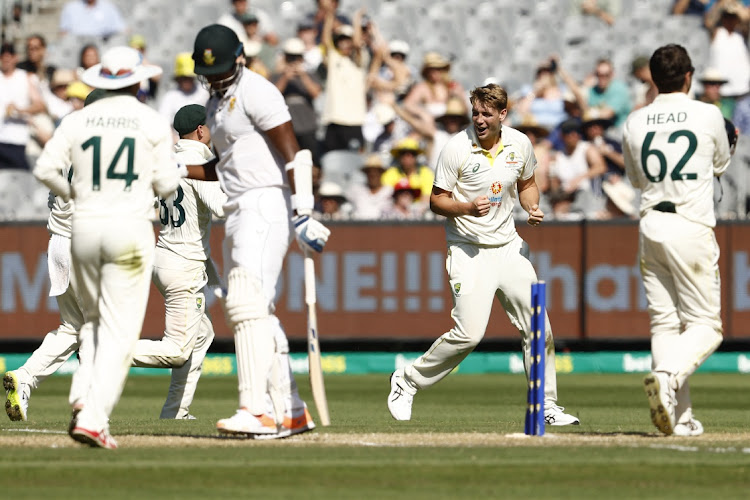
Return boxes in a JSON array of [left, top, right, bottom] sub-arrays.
[[216, 409, 278, 436]]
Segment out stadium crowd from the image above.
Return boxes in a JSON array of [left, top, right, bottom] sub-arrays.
[[1, 0, 750, 221]]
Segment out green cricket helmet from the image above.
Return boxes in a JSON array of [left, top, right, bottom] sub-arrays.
[[192, 24, 244, 76]]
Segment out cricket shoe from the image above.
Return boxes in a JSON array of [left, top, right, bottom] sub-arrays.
[[216, 409, 278, 436], [4, 371, 30, 422], [643, 371, 676, 436], [255, 405, 317, 440], [70, 426, 118, 449], [388, 368, 416, 421], [544, 404, 580, 426], [673, 418, 703, 437]]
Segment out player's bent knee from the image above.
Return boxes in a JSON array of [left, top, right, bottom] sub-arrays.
[[225, 267, 271, 327]]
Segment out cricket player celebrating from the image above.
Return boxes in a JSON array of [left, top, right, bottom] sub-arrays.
[[4, 89, 107, 423], [186, 24, 328, 438], [387, 84, 579, 426], [34, 46, 181, 449], [622, 44, 731, 436], [130, 104, 226, 419]]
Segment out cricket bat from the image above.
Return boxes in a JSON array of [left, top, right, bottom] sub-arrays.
[[304, 250, 331, 426]]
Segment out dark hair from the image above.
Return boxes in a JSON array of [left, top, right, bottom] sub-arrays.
[[79, 43, 99, 67], [26, 34, 46, 47], [650, 44, 693, 94]]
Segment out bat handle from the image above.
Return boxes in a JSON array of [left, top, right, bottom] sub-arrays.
[[304, 251, 317, 306]]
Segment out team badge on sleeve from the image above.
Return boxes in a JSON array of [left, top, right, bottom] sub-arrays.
[[196, 297, 203, 310]]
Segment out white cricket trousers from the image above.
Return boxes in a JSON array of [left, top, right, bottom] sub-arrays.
[[15, 234, 83, 396], [405, 234, 559, 406], [640, 211, 723, 419], [131, 247, 215, 418], [70, 217, 154, 431], [223, 187, 302, 416]]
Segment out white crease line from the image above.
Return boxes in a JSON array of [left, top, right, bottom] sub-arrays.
[[2, 428, 67, 434], [648, 443, 750, 454]]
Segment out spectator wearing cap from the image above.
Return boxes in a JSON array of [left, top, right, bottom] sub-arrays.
[[296, 20, 324, 73], [129, 34, 160, 103], [381, 177, 425, 220], [580, 109, 624, 178], [382, 137, 434, 204], [66, 81, 92, 111], [272, 38, 322, 161], [158, 52, 210, 139], [404, 52, 466, 119], [44, 69, 76, 122], [58, 0, 126, 39], [707, 3, 750, 117], [347, 153, 393, 219], [587, 58, 631, 129], [0, 42, 45, 170], [244, 39, 270, 79], [17, 35, 56, 88], [367, 38, 414, 101], [218, 0, 278, 50], [630, 55, 657, 110], [321, 5, 369, 153], [316, 181, 350, 220], [548, 118, 607, 218], [697, 68, 733, 119]]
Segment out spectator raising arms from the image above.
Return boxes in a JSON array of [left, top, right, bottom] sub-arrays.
[[404, 52, 465, 119]]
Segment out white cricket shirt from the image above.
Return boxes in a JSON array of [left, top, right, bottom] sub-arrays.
[[34, 94, 181, 220], [206, 68, 292, 205], [434, 125, 537, 246], [157, 139, 227, 261], [623, 92, 731, 228]]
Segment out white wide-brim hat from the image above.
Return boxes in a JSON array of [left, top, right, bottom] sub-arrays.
[[81, 46, 162, 90], [602, 178, 637, 216]]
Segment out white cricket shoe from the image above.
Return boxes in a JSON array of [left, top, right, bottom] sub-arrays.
[[216, 409, 278, 436], [70, 426, 118, 450], [643, 371, 676, 435], [388, 368, 416, 421], [4, 371, 30, 422], [544, 404, 580, 426], [674, 418, 703, 437]]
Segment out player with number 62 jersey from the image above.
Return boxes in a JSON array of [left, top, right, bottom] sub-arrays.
[[622, 92, 730, 227]]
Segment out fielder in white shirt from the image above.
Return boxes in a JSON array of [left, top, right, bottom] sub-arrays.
[[623, 44, 731, 437], [387, 84, 580, 427], [187, 25, 330, 438], [34, 47, 181, 449], [130, 104, 226, 419]]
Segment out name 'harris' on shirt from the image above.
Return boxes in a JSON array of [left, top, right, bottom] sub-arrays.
[[85, 116, 140, 129]]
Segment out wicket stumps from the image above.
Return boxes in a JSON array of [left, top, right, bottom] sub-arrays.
[[524, 281, 546, 436]]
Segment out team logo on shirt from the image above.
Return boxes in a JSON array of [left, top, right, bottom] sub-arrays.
[[229, 97, 236, 112], [505, 152, 520, 165], [196, 297, 203, 310], [453, 283, 461, 296], [203, 49, 215, 66], [489, 181, 503, 206]]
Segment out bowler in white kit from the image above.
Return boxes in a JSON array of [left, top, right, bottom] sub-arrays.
[[387, 84, 579, 426], [623, 44, 731, 436]]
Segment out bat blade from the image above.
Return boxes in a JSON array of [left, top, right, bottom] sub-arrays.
[[304, 252, 330, 426]]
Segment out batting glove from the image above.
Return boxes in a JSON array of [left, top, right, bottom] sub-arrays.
[[293, 215, 330, 253]]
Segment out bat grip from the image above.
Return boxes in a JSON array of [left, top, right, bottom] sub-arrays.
[[304, 252, 317, 306]]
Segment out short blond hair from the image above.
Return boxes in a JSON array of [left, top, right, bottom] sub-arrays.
[[470, 84, 508, 112]]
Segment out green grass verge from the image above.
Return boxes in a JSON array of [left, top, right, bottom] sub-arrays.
[[1, 373, 749, 499]]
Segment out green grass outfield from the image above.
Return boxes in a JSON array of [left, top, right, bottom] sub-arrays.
[[2, 373, 749, 499]]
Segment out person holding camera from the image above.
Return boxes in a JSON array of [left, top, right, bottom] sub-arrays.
[[271, 38, 322, 161]]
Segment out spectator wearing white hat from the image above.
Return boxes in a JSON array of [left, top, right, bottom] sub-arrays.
[[316, 180, 350, 220], [697, 68, 732, 119], [158, 52, 210, 140], [243, 38, 270, 79], [272, 38, 322, 162], [403, 52, 466, 119], [367, 37, 414, 101], [347, 153, 393, 219], [321, 5, 369, 153]]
